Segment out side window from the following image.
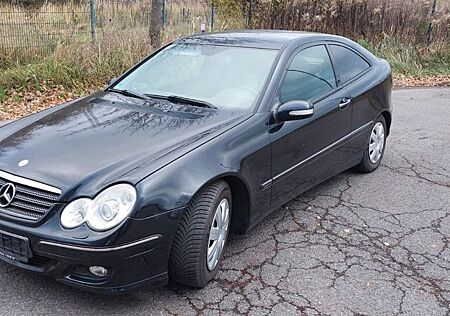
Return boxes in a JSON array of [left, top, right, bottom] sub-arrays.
[[280, 45, 336, 103], [329, 45, 370, 84]]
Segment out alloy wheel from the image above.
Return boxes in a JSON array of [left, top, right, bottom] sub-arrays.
[[369, 122, 385, 164], [207, 198, 230, 271]]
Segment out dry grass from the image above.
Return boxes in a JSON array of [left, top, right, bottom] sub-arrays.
[[0, 27, 152, 89]]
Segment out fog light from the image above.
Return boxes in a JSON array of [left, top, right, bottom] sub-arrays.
[[89, 266, 108, 277]]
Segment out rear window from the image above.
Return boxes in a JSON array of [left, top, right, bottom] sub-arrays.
[[329, 45, 370, 84]]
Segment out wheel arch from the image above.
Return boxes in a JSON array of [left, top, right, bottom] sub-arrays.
[[189, 173, 252, 234], [380, 110, 392, 136], [222, 175, 251, 234]]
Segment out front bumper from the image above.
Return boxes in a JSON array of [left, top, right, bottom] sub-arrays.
[[0, 208, 184, 294]]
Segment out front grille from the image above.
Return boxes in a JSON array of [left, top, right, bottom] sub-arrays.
[[0, 172, 61, 222]]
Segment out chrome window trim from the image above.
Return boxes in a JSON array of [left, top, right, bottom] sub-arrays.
[[0, 170, 62, 195], [262, 121, 373, 187], [38, 235, 161, 252]]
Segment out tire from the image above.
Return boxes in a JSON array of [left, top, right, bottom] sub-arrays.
[[169, 180, 232, 288], [355, 115, 387, 173]]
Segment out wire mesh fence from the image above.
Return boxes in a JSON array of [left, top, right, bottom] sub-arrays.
[[0, 1, 91, 58], [0, 0, 224, 63], [2, 0, 447, 67]]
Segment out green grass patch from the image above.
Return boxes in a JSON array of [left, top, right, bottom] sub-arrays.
[[0, 87, 6, 103], [358, 36, 450, 76], [0, 60, 72, 91], [422, 49, 450, 75]]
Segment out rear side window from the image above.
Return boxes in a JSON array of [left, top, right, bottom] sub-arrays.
[[329, 45, 370, 84], [280, 45, 336, 103]]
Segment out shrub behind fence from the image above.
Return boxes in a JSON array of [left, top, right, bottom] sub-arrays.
[[249, 0, 450, 46]]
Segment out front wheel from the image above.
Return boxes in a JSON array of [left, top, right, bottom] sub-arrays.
[[169, 180, 232, 288], [355, 116, 387, 173]]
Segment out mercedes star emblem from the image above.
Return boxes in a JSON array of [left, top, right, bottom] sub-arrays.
[[0, 183, 16, 208]]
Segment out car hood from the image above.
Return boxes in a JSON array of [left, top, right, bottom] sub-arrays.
[[0, 92, 251, 198]]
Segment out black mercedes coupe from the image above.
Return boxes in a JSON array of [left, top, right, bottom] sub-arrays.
[[0, 31, 392, 293]]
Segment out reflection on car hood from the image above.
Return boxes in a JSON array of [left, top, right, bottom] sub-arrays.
[[0, 92, 250, 197]]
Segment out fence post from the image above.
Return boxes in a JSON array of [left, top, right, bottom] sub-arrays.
[[427, 0, 437, 45], [211, 1, 215, 31], [162, 0, 166, 26], [247, 0, 253, 28], [89, 0, 96, 42]]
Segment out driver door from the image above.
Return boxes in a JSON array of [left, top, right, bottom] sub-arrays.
[[268, 44, 353, 202]]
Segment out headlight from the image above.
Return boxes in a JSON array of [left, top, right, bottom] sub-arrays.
[[60, 198, 91, 229], [61, 184, 137, 231], [87, 184, 137, 231]]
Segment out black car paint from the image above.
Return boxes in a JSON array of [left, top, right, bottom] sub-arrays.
[[0, 31, 392, 293]]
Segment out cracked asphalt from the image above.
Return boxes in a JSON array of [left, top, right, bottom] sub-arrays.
[[0, 87, 449, 315]]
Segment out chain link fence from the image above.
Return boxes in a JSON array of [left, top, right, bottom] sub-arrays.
[[0, 0, 234, 63]]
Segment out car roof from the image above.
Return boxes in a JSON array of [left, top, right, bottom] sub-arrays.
[[178, 30, 342, 49]]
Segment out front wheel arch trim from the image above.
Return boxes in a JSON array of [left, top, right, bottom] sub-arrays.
[[183, 174, 252, 235]]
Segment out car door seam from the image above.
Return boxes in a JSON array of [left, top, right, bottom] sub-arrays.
[[261, 120, 373, 188]]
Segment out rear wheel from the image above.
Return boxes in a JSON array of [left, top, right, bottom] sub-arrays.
[[169, 180, 231, 288], [355, 116, 387, 173]]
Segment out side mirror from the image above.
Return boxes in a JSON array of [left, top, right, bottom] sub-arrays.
[[275, 100, 314, 122], [108, 77, 118, 86]]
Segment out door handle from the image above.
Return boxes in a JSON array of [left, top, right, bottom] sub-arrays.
[[339, 98, 351, 109]]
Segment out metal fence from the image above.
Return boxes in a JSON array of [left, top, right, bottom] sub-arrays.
[[0, 0, 233, 63], [3, 0, 445, 65]]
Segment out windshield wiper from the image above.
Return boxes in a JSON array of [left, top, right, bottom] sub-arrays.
[[144, 93, 217, 109], [168, 96, 217, 109], [143, 93, 168, 100], [108, 88, 148, 100]]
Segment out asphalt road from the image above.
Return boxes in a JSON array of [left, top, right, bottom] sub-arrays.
[[0, 88, 449, 316]]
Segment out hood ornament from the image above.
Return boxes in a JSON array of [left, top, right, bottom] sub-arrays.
[[18, 159, 29, 167]]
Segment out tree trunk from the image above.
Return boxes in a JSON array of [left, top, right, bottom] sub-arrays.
[[150, 0, 162, 48]]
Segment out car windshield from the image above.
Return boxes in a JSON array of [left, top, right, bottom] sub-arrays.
[[112, 43, 279, 111]]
